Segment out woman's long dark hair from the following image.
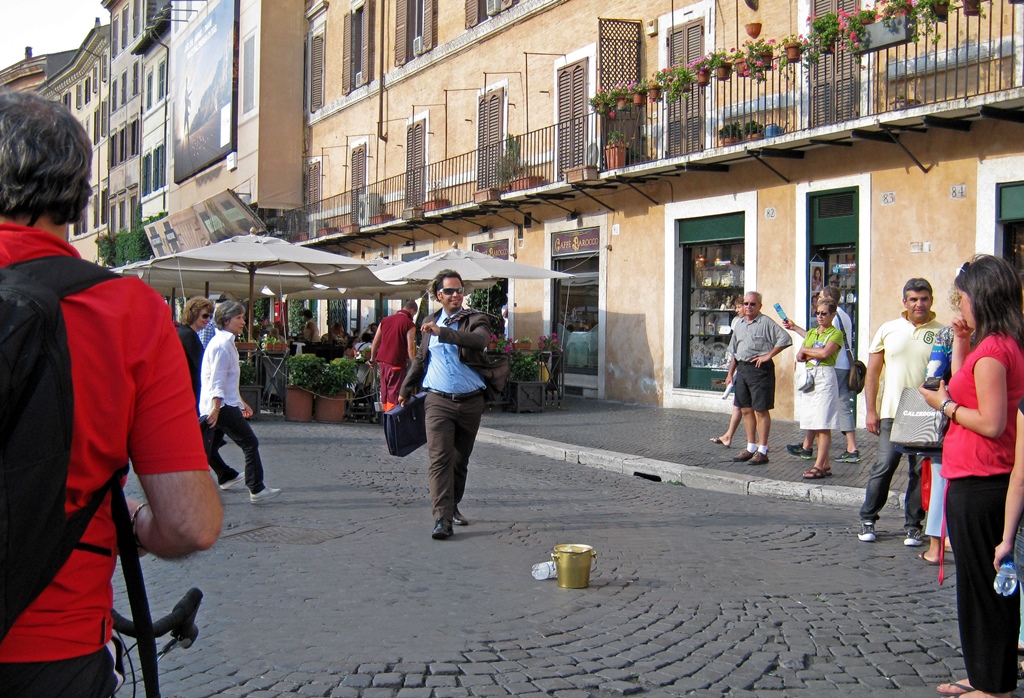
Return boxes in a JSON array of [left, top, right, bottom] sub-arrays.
[[954, 254, 1024, 350]]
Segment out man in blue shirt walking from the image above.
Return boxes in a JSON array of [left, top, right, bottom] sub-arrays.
[[400, 269, 493, 540]]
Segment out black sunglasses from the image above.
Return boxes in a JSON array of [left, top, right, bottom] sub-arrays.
[[440, 287, 464, 296], [201, 313, 211, 319], [742, 302, 758, 306], [958, 261, 970, 276]]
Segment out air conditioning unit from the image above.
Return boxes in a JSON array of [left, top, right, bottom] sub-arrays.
[[412, 37, 424, 56], [354, 70, 364, 86], [486, 0, 501, 16], [357, 193, 383, 226]]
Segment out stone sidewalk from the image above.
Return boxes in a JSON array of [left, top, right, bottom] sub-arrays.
[[120, 414, 971, 698], [479, 397, 912, 517]]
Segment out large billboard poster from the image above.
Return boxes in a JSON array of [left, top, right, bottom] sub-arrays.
[[172, 0, 238, 183]]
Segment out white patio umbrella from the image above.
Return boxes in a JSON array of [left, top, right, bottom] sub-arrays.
[[374, 248, 573, 284], [144, 235, 368, 338], [285, 266, 415, 301]]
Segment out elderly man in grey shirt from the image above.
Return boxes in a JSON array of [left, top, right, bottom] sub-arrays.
[[725, 291, 793, 464]]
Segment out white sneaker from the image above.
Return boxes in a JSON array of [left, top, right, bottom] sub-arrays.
[[219, 474, 245, 490], [250, 487, 282, 504]]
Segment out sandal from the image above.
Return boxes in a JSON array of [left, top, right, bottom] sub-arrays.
[[802, 467, 832, 479], [709, 436, 730, 447], [936, 682, 973, 696], [917, 552, 940, 565]]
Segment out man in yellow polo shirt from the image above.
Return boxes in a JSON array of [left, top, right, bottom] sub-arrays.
[[858, 278, 944, 545]]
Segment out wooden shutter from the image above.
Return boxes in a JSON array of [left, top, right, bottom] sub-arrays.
[[351, 145, 366, 226], [465, 0, 478, 29], [667, 21, 704, 156], [307, 161, 322, 205], [476, 89, 504, 189], [363, 0, 375, 84], [423, 0, 437, 51], [557, 60, 587, 176], [310, 32, 325, 111], [809, 0, 860, 127], [342, 13, 352, 94], [396, 0, 408, 65], [405, 122, 426, 207]]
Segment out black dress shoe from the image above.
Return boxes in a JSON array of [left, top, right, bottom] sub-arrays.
[[452, 509, 469, 526], [732, 450, 756, 462], [432, 518, 453, 540]]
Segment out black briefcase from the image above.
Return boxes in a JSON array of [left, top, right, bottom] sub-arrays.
[[383, 392, 428, 457]]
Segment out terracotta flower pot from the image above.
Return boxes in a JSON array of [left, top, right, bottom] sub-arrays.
[[285, 386, 314, 422], [962, 0, 981, 15], [785, 43, 803, 63], [314, 395, 347, 423], [696, 68, 711, 86], [933, 2, 949, 20], [632, 92, 645, 106], [760, 51, 774, 69], [745, 22, 762, 38], [715, 63, 732, 81], [734, 58, 748, 76], [648, 86, 662, 101], [615, 97, 628, 109]]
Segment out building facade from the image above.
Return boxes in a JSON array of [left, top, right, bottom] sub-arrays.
[[38, 22, 111, 263], [277, 0, 1024, 420]]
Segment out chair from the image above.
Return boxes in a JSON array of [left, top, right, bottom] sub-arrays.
[[346, 362, 379, 423], [260, 354, 288, 414]]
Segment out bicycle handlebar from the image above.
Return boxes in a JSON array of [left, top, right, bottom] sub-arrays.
[[112, 588, 203, 648]]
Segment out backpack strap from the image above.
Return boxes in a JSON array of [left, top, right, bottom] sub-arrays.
[[8, 255, 118, 300], [110, 472, 160, 698]]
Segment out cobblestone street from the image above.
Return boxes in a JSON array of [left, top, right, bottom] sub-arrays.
[[124, 412, 971, 697]]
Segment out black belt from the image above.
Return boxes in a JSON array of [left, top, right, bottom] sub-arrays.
[[738, 359, 772, 366], [425, 388, 485, 402]]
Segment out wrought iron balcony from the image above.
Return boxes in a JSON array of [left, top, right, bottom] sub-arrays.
[[280, 0, 1021, 243]]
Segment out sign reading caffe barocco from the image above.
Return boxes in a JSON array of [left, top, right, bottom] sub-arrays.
[[471, 240, 509, 260], [552, 228, 600, 256]]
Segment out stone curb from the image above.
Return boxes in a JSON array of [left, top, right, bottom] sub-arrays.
[[476, 427, 903, 512]]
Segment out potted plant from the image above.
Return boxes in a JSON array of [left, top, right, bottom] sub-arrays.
[[423, 197, 452, 212], [743, 120, 765, 140], [314, 357, 358, 423], [780, 34, 806, 65], [496, 135, 525, 190], [238, 359, 261, 420], [604, 130, 628, 169], [653, 65, 695, 102], [837, 7, 878, 56], [805, 12, 841, 63], [915, 0, 951, 26], [741, 38, 776, 81], [537, 332, 560, 352], [285, 353, 325, 422], [630, 78, 649, 105], [588, 88, 614, 115], [718, 122, 744, 145], [507, 349, 544, 413]]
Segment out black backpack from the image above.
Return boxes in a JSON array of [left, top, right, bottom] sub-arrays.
[[0, 255, 120, 640]]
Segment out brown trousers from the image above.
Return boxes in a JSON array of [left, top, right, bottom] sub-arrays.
[[424, 392, 485, 521]]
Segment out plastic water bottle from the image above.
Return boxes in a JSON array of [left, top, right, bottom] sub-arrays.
[[532, 561, 557, 580], [994, 558, 1018, 596]]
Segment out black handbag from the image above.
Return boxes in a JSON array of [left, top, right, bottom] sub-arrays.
[[383, 392, 428, 457]]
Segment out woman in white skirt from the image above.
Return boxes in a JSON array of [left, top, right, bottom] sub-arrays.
[[796, 299, 843, 479]]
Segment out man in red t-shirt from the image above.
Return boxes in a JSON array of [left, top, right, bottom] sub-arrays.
[[0, 90, 222, 696], [370, 300, 418, 411]]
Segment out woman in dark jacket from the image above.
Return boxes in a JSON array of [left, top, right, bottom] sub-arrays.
[[177, 296, 215, 412]]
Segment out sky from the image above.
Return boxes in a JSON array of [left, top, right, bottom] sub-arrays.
[[0, 1, 108, 71]]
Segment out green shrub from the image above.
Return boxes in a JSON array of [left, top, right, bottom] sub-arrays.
[[509, 350, 539, 382], [319, 358, 358, 396], [287, 354, 326, 390], [238, 359, 258, 385]]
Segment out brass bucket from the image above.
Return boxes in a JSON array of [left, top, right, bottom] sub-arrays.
[[551, 544, 597, 589]]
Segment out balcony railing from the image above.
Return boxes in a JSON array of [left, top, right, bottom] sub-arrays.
[[280, 0, 1021, 243]]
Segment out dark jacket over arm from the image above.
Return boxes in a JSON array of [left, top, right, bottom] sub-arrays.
[[400, 311, 493, 400]]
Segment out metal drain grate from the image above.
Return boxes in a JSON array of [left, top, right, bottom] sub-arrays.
[[222, 525, 347, 545]]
